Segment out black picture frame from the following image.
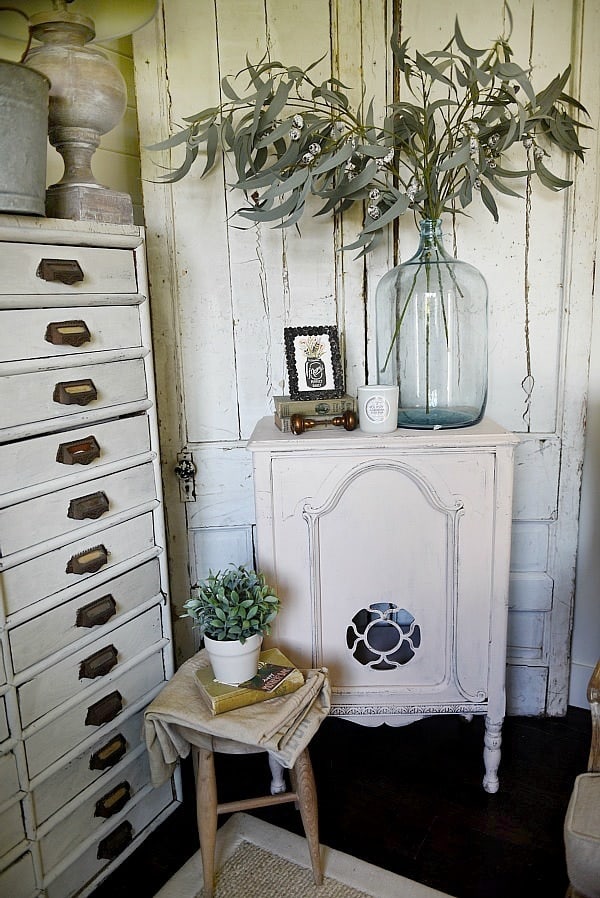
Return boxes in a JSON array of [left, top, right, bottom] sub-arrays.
[[284, 326, 344, 400]]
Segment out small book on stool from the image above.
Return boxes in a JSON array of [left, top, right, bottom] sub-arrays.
[[195, 647, 304, 715]]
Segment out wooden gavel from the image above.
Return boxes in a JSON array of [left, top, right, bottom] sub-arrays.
[[290, 409, 358, 435]]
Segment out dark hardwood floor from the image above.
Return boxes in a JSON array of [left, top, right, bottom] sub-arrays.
[[90, 707, 590, 898]]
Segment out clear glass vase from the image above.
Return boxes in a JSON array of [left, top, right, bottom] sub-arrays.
[[375, 218, 488, 429]]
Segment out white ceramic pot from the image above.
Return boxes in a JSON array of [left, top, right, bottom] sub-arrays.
[[204, 633, 263, 685]]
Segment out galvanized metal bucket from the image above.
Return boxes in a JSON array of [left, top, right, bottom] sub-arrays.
[[0, 61, 49, 215]]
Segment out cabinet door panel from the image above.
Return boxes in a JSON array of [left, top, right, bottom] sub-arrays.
[[270, 451, 495, 705]]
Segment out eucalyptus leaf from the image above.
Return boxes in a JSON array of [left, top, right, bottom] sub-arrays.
[[454, 18, 488, 58], [362, 193, 411, 233], [479, 181, 499, 221], [147, 128, 194, 152], [534, 157, 573, 190]]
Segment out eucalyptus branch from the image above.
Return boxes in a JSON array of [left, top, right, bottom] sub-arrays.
[[149, 4, 588, 252]]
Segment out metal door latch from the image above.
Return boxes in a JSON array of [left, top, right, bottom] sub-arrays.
[[174, 451, 197, 502]]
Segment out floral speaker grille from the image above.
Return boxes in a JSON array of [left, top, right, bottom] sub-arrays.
[[346, 602, 421, 670]]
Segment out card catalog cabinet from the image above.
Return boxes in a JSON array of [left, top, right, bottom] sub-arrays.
[[0, 216, 179, 897], [248, 418, 518, 793]]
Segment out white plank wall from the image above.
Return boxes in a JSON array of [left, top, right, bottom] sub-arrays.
[[132, 0, 600, 711]]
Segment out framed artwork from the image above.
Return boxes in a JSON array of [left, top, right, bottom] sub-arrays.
[[284, 325, 344, 400]]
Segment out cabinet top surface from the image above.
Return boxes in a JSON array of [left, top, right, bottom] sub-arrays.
[[0, 214, 143, 249], [247, 416, 519, 452]]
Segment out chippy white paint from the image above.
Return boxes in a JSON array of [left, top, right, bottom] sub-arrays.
[[134, 0, 599, 709]]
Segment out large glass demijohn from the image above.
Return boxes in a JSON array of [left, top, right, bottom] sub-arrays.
[[375, 219, 488, 429]]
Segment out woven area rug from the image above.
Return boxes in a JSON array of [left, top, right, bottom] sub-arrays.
[[156, 812, 455, 898]]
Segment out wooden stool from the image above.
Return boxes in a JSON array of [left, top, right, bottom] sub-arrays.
[[194, 745, 322, 898]]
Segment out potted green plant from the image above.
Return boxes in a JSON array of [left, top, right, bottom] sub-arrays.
[[182, 564, 281, 685], [150, 5, 588, 429]]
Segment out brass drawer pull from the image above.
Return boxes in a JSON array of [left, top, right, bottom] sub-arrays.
[[85, 690, 123, 727], [94, 781, 131, 819], [66, 544, 108, 575], [97, 820, 133, 861], [68, 490, 109, 520], [36, 258, 84, 285], [56, 435, 100, 466], [45, 319, 91, 347], [89, 733, 127, 771], [79, 644, 118, 680], [76, 594, 116, 628], [53, 379, 97, 406]]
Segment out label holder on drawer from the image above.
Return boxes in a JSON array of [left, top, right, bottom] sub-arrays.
[[89, 733, 128, 771], [37, 258, 84, 286], [56, 435, 101, 466]]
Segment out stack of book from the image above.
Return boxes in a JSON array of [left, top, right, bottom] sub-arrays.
[[195, 647, 304, 715], [273, 394, 357, 432]]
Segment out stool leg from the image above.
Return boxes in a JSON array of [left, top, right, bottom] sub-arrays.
[[196, 748, 218, 898], [290, 749, 322, 885]]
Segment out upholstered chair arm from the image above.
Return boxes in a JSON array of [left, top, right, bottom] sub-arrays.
[[587, 658, 600, 772]]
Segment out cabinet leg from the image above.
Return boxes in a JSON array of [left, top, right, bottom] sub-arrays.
[[483, 716, 503, 793], [268, 754, 287, 794]]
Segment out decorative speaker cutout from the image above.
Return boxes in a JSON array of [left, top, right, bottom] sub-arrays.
[[346, 602, 421, 670]]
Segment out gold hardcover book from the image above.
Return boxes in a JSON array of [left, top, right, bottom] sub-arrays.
[[195, 647, 304, 715]]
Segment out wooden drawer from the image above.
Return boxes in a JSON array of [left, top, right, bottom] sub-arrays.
[[0, 695, 9, 743], [0, 242, 137, 296], [25, 650, 166, 778], [10, 560, 161, 673], [2, 512, 157, 616], [39, 748, 151, 872], [0, 850, 37, 898], [44, 780, 174, 898], [0, 462, 157, 558], [31, 707, 147, 825], [0, 305, 141, 363], [19, 605, 163, 727], [0, 358, 148, 431], [0, 796, 26, 860], [0, 415, 151, 498], [0, 750, 21, 806]]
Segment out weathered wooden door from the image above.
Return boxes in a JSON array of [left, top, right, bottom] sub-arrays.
[[133, 0, 599, 714]]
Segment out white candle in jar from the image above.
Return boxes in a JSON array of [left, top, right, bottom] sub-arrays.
[[357, 385, 399, 433]]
